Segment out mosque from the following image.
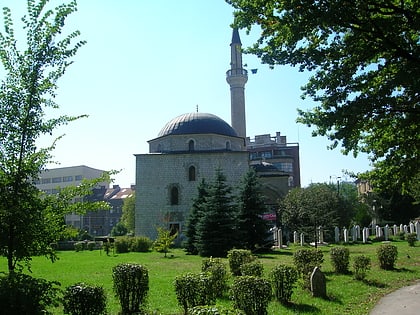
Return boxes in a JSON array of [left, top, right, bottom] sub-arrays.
[[134, 29, 300, 239]]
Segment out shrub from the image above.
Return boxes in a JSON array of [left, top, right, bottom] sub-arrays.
[[270, 264, 298, 303], [112, 263, 149, 314], [201, 257, 228, 297], [377, 244, 398, 270], [74, 241, 85, 252], [0, 273, 60, 315], [174, 273, 215, 315], [86, 241, 96, 251], [330, 247, 350, 274], [231, 276, 272, 315], [114, 237, 131, 253], [130, 236, 153, 252], [227, 249, 256, 276], [240, 261, 264, 277], [353, 255, 371, 280], [397, 231, 405, 240], [293, 249, 324, 289], [189, 305, 244, 314], [63, 282, 106, 315], [406, 233, 417, 247]]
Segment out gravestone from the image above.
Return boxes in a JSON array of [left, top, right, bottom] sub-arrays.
[[352, 226, 357, 242], [384, 225, 389, 241], [277, 228, 283, 248], [310, 267, 326, 298], [362, 227, 368, 243], [334, 227, 340, 243], [409, 222, 415, 233], [355, 225, 361, 240], [294, 231, 298, 244], [318, 226, 324, 244], [415, 221, 420, 241], [343, 228, 348, 243], [300, 233, 305, 246]]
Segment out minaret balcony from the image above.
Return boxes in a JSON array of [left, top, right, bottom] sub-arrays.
[[226, 68, 248, 77]]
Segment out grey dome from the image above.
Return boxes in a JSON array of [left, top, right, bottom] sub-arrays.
[[158, 112, 238, 137]]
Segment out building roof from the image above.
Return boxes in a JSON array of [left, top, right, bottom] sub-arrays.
[[157, 112, 238, 137]]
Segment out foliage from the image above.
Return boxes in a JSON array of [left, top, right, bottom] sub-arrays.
[[63, 282, 106, 315], [153, 227, 177, 257], [114, 237, 130, 254], [202, 257, 229, 297], [112, 263, 149, 315], [406, 233, 417, 247], [330, 247, 350, 274], [280, 184, 340, 242], [0, 0, 87, 272], [377, 244, 398, 270], [196, 169, 238, 257], [74, 242, 85, 252], [130, 236, 153, 252], [189, 305, 243, 315], [0, 273, 60, 315], [240, 260, 264, 277], [293, 249, 324, 289], [236, 169, 270, 250], [121, 192, 135, 233], [353, 255, 371, 281], [231, 276, 272, 315], [227, 249, 256, 276], [174, 272, 216, 315], [228, 0, 420, 199], [185, 179, 209, 255], [111, 222, 128, 237], [269, 264, 298, 303]]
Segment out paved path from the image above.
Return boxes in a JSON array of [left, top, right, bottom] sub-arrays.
[[370, 281, 420, 315]]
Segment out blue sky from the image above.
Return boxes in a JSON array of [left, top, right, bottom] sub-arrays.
[[2, 0, 371, 187]]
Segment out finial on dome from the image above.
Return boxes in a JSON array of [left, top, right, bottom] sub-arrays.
[[196, 104, 199, 112]]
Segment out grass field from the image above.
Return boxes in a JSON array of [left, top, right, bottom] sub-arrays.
[[0, 239, 419, 314]]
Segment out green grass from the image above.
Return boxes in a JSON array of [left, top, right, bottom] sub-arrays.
[[0, 239, 419, 314]]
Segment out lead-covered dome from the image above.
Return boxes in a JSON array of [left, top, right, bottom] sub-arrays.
[[157, 112, 238, 137]]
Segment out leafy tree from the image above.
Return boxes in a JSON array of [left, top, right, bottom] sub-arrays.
[[121, 192, 135, 233], [227, 0, 420, 199], [111, 222, 128, 236], [185, 179, 209, 255], [195, 168, 238, 257], [280, 184, 340, 243], [0, 0, 86, 272], [236, 168, 270, 250], [153, 227, 177, 257]]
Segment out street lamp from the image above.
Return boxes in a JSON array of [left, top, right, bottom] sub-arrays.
[[329, 175, 342, 195]]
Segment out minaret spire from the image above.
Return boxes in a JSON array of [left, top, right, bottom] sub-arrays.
[[226, 28, 248, 138]]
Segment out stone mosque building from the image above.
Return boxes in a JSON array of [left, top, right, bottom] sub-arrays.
[[135, 29, 300, 239]]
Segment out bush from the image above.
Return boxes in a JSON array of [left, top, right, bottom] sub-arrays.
[[86, 241, 96, 251], [114, 237, 131, 253], [293, 249, 324, 289], [189, 305, 244, 314], [63, 282, 106, 315], [112, 263, 149, 314], [353, 255, 371, 280], [397, 231, 406, 240], [130, 236, 153, 252], [201, 257, 228, 297], [270, 264, 298, 303], [330, 247, 350, 274], [227, 249, 256, 276], [174, 273, 215, 315], [0, 273, 60, 315], [240, 261, 264, 277], [377, 244, 398, 270], [231, 276, 272, 315], [74, 241, 85, 252], [406, 233, 417, 247]]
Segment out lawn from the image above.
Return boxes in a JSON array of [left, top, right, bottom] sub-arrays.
[[0, 239, 419, 314]]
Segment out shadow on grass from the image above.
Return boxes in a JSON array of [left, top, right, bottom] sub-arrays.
[[362, 279, 388, 288], [257, 250, 293, 259], [283, 301, 321, 314]]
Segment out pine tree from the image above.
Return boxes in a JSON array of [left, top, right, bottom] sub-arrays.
[[195, 169, 238, 257], [237, 169, 269, 250], [185, 179, 209, 255]]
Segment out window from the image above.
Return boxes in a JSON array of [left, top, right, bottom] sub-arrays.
[[188, 166, 196, 181], [188, 140, 195, 151], [41, 178, 51, 184], [63, 176, 73, 182], [170, 186, 179, 205], [52, 177, 62, 183], [75, 175, 83, 181], [226, 141, 231, 150]]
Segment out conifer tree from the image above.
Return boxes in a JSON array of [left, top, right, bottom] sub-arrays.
[[237, 168, 269, 250], [185, 179, 209, 255], [195, 169, 238, 257]]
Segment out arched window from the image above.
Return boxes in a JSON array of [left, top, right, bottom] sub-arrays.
[[188, 139, 195, 151], [188, 166, 196, 181], [226, 141, 231, 150], [170, 186, 179, 205]]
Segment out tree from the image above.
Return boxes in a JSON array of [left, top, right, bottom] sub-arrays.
[[153, 227, 177, 258], [185, 179, 209, 255], [195, 169, 238, 257], [227, 0, 420, 199], [121, 192, 135, 233], [236, 168, 270, 250], [111, 222, 128, 236], [280, 184, 340, 243], [0, 0, 86, 272]]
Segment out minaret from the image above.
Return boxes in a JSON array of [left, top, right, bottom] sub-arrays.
[[226, 28, 248, 138]]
